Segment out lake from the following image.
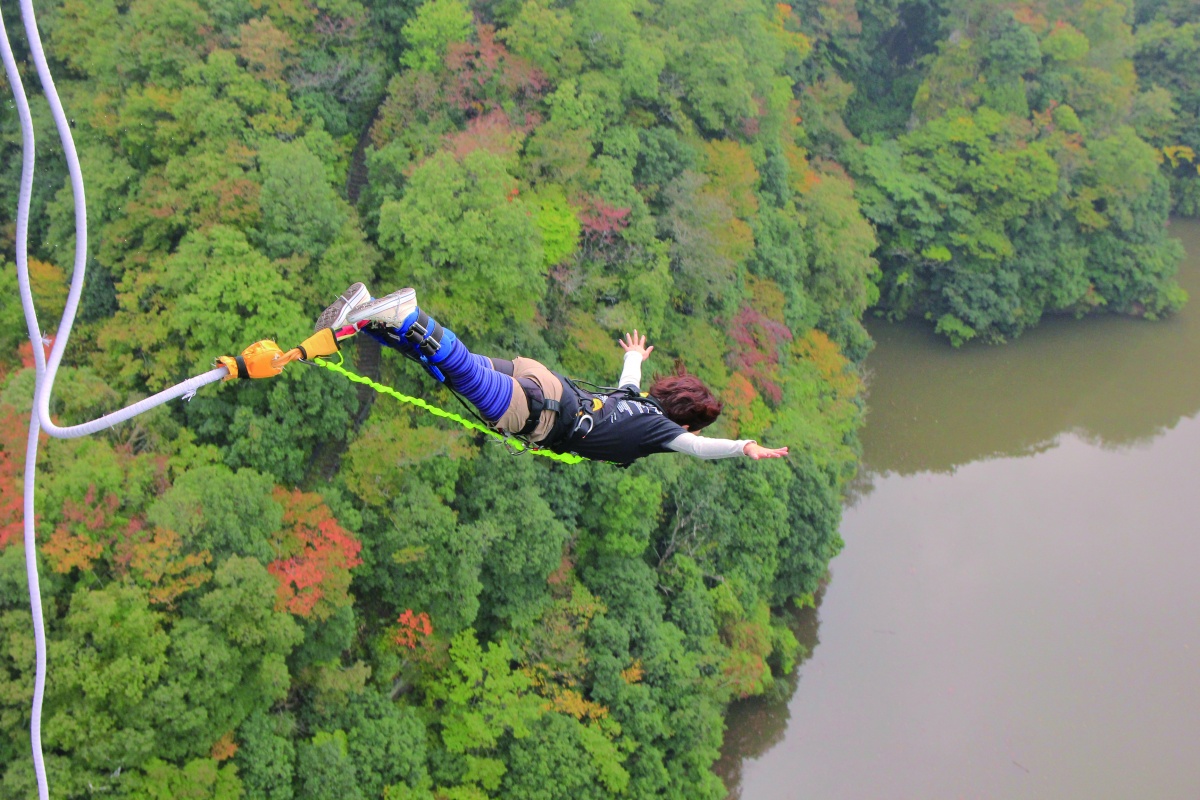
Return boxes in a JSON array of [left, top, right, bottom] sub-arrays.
[[717, 219, 1200, 799]]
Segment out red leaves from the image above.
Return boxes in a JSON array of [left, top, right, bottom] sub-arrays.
[[42, 486, 119, 573], [445, 108, 519, 160], [19, 335, 53, 369], [445, 25, 547, 118], [727, 305, 793, 404], [0, 405, 30, 549], [394, 608, 433, 649], [577, 195, 630, 235], [268, 488, 362, 620], [578, 197, 631, 240]]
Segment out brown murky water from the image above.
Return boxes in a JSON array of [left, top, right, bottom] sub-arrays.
[[717, 220, 1200, 799]]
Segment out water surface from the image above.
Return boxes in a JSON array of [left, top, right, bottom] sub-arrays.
[[718, 220, 1200, 799]]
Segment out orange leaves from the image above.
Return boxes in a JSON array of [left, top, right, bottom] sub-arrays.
[[542, 688, 609, 722], [719, 602, 774, 699], [619, 659, 644, 685], [267, 487, 362, 620], [394, 608, 434, 649], [42, 528, 105, 574], [783, 139, 820, 196], [722, 372, 768, 440], [1013, 6, 1050, 34], [233, 17, 297, 83], [42, 487, 119, 574], [116, 525, 212, 608], [210, 731, 239, 762]]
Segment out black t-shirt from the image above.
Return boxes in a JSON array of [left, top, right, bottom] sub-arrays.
[[557, 390, 685, 465]]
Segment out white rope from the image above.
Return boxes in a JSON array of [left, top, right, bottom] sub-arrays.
[[0, 5, 228, 797]]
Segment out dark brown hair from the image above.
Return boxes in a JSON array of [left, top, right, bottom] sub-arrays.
[[648, 361, 723, 431]]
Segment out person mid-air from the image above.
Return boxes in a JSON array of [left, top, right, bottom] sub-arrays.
[[318, 284, 789, 466]]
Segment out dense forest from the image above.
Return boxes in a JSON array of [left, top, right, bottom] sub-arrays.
[[0, 0, 1192, 798]]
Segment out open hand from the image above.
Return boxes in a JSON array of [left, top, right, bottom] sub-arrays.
[[618, 330, 654, 361], [744, 443, 788, 460]]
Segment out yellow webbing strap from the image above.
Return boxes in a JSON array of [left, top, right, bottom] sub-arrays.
[[311, 353, 585, 464]]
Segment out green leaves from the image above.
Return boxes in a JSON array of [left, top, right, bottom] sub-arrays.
[[422, 630, 548, 796], [258, 139, 350, 263], [400, 0, 473, 73], [379, 150, 545, 340]]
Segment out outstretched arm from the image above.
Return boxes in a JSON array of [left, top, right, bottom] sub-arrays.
[[617, 330, 653, 389], [666, 433, 789, 460]]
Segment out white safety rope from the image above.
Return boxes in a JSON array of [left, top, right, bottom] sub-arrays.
[[1, 5, 227, 797]]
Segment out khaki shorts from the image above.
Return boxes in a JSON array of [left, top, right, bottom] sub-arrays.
[[493, 357, 563, 443]]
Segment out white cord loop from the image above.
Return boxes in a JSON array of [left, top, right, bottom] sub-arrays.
[[1, 6, 227, 796]]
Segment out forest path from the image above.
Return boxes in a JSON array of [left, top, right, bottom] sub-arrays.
[[305, 116, 383, 486]]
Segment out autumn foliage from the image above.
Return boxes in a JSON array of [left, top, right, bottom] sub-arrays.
[[394, 608, 434, 649], [0, 406, 28, 549], [268, 487, 362, 620], [727, 305, 794, 404]]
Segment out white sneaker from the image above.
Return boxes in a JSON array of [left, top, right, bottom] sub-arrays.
[[346, 287, 418, 327], [315, 282, 372, 331]]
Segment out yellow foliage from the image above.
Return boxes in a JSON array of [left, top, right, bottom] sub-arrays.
[[29, 259, 68, 324], [1161, 145, 1196, 169], [771, 4, 812, 59], [701, 140, 760, 218], [392, 545, 428, 565], [710, 215, 755, 266], [619, 659, 644, 685], [793, 329, 860, 402], [517, 584, 611, 722], [559, 307, 622, 378], [782, 139, 818, 196], [547, 688, 609, 721], [342, 415, 469, 506], [747, 275, 786, 320]]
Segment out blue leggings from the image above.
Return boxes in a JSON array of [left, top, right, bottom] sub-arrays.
[[366, 319, 514, 422]]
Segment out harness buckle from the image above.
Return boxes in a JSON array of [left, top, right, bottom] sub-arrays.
[[501, 434, 529, 456]]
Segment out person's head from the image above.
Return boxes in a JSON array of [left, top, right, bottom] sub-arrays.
[[649, 361, 722, 432]]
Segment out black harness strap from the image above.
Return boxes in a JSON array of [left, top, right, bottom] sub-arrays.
[[516, 376, 562, 436]]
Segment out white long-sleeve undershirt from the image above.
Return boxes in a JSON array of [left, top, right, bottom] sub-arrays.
[[617, 350, 643, 390], [616, 351, 753, 459], [665, 432, 752, 459]]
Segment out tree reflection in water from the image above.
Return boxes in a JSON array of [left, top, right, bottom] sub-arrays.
[[714, 591, 823, 798], [714, 219, 1200, 798]]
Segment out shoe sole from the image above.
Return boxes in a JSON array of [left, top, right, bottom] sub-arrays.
[[347, 287, 418, 327], [315, 282, 371, 331]]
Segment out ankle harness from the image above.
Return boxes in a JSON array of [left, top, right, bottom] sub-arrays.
[[403, 311, 446, 358]]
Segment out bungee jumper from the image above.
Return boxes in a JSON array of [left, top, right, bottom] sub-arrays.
[[317, 283, 790, 466]]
